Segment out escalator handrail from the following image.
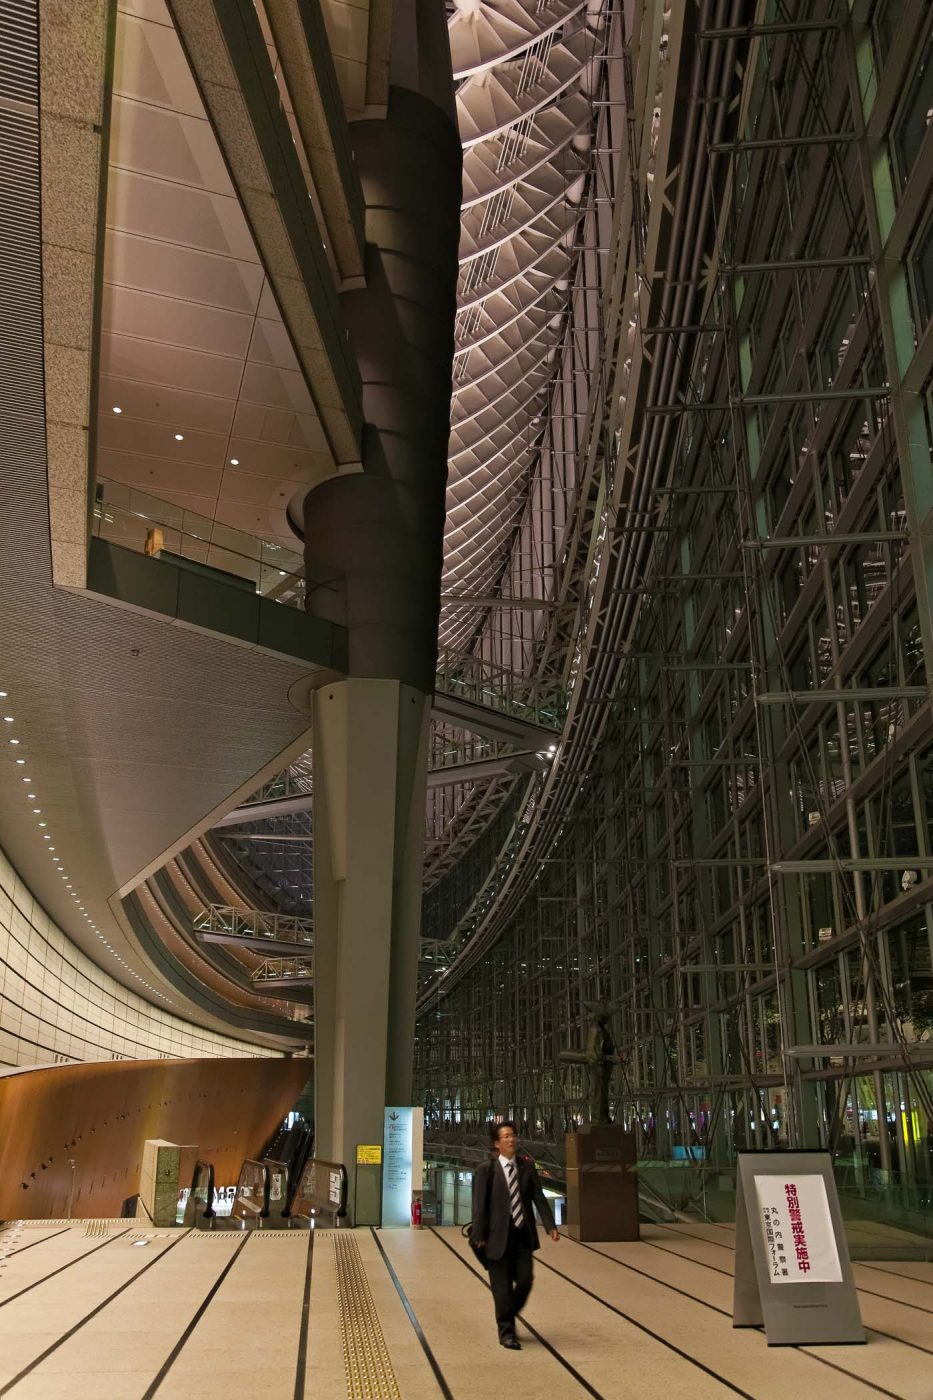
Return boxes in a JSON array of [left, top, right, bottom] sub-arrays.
[[291, 1156, 348, 1220], [232, 1158, 271, 1220], [261, 1157, 290, 1218], [184, 1159, 215, 1225]]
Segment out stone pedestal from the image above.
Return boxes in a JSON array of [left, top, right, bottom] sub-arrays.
[[565, 1127, 639, 1242], [136, 1139, 198, 1227]]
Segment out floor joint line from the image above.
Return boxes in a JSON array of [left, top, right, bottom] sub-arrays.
[[427, 1226, 606, 1398], [370, 1227, 455, 1400], [0, 1230, 188, 1398]]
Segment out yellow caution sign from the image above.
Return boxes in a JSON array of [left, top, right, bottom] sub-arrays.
[[357, 1144, 382, 1165]]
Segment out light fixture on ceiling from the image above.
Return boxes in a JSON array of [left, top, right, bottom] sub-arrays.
[[3, 716, 13, 722], [112, 406, 122, 414], [230, 458, 239, 466], [174, 433, 184, 441], [38, 822, 46, 827], [15, 758, 24, 764], [9, 738, 19, 745]]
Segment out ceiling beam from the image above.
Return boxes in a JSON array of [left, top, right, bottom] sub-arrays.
[[166, 0, 363, 467]]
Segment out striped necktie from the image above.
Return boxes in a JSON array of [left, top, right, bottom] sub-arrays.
[[506, 1160, 524, 1227]]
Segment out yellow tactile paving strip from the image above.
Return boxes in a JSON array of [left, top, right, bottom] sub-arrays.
[[334, 1232, 403, 1400]]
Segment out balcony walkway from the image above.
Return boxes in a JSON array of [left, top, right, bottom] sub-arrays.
[[0, 1220, 930, 1399]]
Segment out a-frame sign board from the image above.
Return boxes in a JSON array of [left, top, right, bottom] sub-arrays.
[[733, 1150, 864, 1345]]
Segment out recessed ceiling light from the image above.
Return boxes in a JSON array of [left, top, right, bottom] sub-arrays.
[[230, 458, 239, 465], [3, 716, 13, 722], [27, 792, 35, 798], [174, 433, 184, 441], [9, 738, 19, 745], [43, 835, 50, 840], [0, 691, 6, 697], [15, 759, 24, 765], [112, 406, 122, 414], [38, 821, 46, 827]]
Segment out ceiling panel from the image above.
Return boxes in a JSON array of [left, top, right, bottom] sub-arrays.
[[238, 362, 315, 415], [218, 471, 311, 509], [97, 447, 222, 498], [106, 168, 255, 260], [98, 3, 339, 552], [214, 498, 302, 536], [110, 98, 231, 191], [107, 230, 264, 312], [114, 12, 204, 118], [98, 375, 237, 436], [230, 402, 326, 452], [98, 416, 228, 466], [100, 331, 244, 398], [103, 285, 255, 359]]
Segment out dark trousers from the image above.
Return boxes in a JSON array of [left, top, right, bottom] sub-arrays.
[[487, 1221, 534, 1340]]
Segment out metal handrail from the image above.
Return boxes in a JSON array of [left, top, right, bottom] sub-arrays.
[[231, 1158, 270, 1223], [183, 1159, 215, 1227], [290, 1157, 348, 1221], [262, 1157, 290, 1218]]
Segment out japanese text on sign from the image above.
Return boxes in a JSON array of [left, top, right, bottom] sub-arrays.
[[753, 1175, 843, 1285]]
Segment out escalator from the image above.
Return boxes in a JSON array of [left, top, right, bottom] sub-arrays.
[[183, 1128, 333, 1231]]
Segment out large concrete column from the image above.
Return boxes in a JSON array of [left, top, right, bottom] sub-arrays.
[[303, 0, 461, 1185], [311, 678, 431, 1167]]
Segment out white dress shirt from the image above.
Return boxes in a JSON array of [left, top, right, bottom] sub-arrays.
[[499, 1153, 525, 1224]]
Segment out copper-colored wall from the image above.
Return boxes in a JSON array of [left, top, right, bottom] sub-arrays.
[[0, 1057, 311, 1219]]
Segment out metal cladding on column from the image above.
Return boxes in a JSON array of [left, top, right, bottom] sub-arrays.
[[302, 0, 462, 696]]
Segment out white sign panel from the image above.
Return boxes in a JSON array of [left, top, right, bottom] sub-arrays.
[[382, 1107, 413, 1228], [753, 1174, 842, 1285]]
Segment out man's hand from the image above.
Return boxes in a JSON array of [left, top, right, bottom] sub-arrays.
[[549, 1229, 560, 1242]]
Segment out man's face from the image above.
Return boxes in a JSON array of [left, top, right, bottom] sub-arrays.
[[495, 1126, 518, 1159]]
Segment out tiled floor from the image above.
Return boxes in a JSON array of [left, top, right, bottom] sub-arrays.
[[0, 1220, 930, 1399]]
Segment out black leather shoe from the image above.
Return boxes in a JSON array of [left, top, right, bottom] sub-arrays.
[[500, 1337, 521, 1350]]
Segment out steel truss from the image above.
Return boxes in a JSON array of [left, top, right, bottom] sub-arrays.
[[414, 1, 933, 1214]]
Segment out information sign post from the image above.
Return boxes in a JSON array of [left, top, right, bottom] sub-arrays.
[[733, 1151, 864, 1345], [382, 1107, 424, 1227]]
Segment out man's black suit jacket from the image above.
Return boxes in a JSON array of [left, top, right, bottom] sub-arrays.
[[471, 1152, 556, 1261]]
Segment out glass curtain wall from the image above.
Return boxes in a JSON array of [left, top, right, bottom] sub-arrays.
[[415, 0, 933, 1234]]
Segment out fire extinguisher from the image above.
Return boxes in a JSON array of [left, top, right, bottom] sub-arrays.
[[411, 1197, 422, 1229]]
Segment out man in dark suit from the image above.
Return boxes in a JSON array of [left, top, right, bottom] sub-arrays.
[[471, 1120, 559, 1349]]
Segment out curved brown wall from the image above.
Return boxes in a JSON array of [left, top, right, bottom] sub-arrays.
[[0, 1057, 311, 1219]]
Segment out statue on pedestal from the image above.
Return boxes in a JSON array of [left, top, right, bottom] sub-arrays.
[[558, 1001, 617, 1126]]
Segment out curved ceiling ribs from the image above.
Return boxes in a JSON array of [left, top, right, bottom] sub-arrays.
[[443, 0, 603, 642]]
